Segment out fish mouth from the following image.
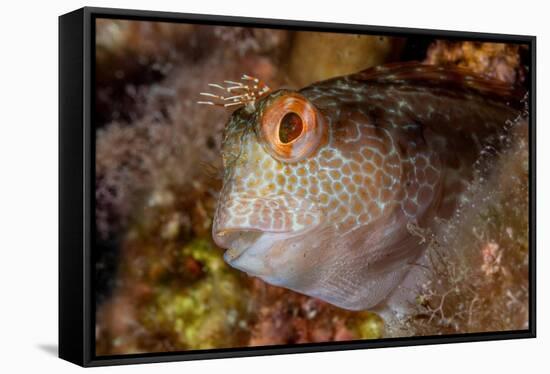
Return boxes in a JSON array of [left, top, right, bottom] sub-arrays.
[[212, 192, 324, 277], [213, 223, 321, 277], [213, 228, 266, 261]]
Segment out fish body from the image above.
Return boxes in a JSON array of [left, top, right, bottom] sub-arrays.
[[212, 63, 522, 311]]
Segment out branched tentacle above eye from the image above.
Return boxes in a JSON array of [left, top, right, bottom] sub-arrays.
[[197, 74, 271, 110]]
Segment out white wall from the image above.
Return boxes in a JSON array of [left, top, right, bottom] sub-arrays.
[[0, 0, 546, 372]]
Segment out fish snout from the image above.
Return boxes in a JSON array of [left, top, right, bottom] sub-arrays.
[[212, 194, 321, 253]]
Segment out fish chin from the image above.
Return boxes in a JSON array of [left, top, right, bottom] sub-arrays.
[[222, 225, 320, 285], [222, 217, 427, 312], [224, 232, 289, 278]]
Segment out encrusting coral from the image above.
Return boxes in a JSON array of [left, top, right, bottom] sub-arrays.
[[425, 40, 527, 86]]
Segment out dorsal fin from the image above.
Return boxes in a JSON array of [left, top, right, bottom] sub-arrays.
[[349, 62, 525, 108]]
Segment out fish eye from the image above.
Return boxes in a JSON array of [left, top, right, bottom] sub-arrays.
[[260, 93, 325, 162]]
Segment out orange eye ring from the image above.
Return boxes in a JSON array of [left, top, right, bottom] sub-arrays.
[[260, 93, 325, 163]]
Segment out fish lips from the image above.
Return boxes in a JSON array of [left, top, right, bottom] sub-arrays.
[[213, 221, 322, 278]]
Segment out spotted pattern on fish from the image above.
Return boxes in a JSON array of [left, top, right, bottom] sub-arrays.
[[211, 62, 523, 311]]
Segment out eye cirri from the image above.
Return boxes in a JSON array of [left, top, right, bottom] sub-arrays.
[[260, 92, 325, 163]]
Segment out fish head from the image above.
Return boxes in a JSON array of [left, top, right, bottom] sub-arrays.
[[212, 87, 410, 309]]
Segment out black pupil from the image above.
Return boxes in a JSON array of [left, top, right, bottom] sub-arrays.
[[278, 112, 303, 144]]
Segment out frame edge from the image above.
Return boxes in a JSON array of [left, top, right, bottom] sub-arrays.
[[59, 7, 86, 367], [60, 6, 536, 366]]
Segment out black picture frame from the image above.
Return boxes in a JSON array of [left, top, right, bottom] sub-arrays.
[[59, 6, 537, 367]]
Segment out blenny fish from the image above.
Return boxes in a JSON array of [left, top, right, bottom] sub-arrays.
[[205, 63, 523, 312]]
